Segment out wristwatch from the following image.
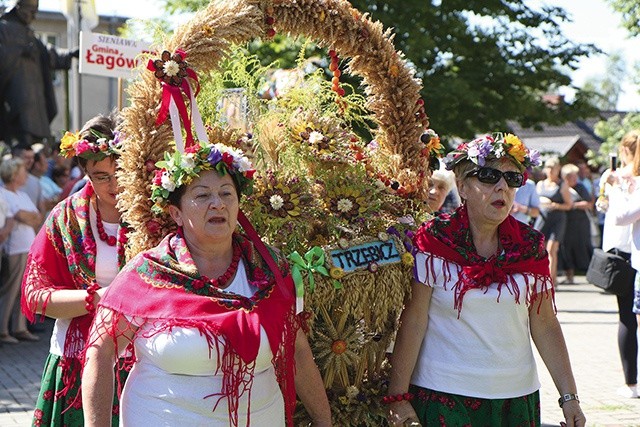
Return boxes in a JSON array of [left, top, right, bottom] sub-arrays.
[[558, 393, 579, 408]]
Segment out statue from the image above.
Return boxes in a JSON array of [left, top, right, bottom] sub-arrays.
[[0, 0, 78, 149]]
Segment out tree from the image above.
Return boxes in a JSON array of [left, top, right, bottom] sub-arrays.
[[581, 52, 626, 111], [161, 0, 599, 138], [588, 112, 640, 168], [607, 0, 640, 36]]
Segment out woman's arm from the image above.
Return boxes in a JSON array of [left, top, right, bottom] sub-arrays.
[[14, 209, 42, 229], [294, 328, 332, 426], [23, 282, 108, 319], [552, 182, 574, 211], [83, 307, 134, 427], [610, 189, 640, 226], [530, 296, 586, 427], [387, 281, 432, 427]]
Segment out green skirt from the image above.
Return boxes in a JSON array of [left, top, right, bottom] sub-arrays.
[[409, 385, 540, 427], [32, 353, 127, 427]]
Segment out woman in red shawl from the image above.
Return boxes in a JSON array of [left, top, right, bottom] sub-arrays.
[[386, 134, 586, 427], [82, 141, 331, 426], [21, 114, 128, 426]]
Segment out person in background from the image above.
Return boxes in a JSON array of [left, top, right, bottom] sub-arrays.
[[387, 133, 584, 427], [83, 140, 331, 426], [0, 157, 41, 344], [558, 164, 594, 284], [32, 148, 60, 214], [535, 157, 573, 286], [426, 164, 456, 214], [511, 177, 540, 226], [21, 114, 129, 425], [50, 164, 70, 193], [602, 129, 640, 399]]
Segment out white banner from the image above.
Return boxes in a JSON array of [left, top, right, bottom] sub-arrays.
[[79, 32, 151, 79]]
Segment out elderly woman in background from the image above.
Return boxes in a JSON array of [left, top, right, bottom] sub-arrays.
[[21, 114, 129, 426], [0, 158, 41, 344], [558, 163, 594, 284], [426, 163, 456, 214], [535, 157, 573, 286], [387, 134, 585, 427], [83, 141, 331, 426]]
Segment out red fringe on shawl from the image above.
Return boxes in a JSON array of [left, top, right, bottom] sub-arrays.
[[414, 206, 555, 317], [21, 182, 130, 403], [90, 231, 299, 427]]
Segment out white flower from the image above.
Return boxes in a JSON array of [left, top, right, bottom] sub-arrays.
[[269, 194, 285, 210], [163, 60, 180, 77], [308, 131, 325, 145], [235, 156, 253, 173], [337, 198, 353, 213], [180, 153, 195, 169], [96, 138, 107, 145], [161, 172, 176, 191], [494, 144, 505, 158]]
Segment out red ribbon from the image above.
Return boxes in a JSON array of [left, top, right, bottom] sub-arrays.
[[147, 49, 201, 149]]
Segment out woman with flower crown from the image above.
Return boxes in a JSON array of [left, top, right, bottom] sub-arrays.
[[21, 114, 130, 426], [386, 134, 585, 426], [82, 140, 331, 426]]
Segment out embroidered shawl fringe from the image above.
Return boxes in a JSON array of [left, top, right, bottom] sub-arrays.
[[421, 253, 555, 317]]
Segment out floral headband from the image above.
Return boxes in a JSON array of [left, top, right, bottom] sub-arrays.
[[150, 141, 256, 214], [59, 130, 123, 160], [443, 133, 541, 171]]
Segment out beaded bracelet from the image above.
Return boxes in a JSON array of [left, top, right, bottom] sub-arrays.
[[85, 283, 101, 313], [381, 392, 414, 404]]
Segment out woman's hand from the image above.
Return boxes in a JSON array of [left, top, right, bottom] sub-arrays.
[[387, 401, 421, 426], [560, 400, 586, 427]]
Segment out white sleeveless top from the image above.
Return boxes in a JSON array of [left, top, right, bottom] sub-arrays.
[[120, 261, 285, 426]]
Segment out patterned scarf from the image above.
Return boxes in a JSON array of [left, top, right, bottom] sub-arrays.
[[21, 182, 129, 398], [96, 222, 299, 426], [413, 205, 553, 315]]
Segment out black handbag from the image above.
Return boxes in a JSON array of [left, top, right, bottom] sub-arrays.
[[586, 248, 636, 296]]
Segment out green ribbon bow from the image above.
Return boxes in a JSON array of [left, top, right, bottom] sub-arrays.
[[288, 247, 341, 296]]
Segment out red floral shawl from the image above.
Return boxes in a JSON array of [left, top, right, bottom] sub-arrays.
[[413, 205, 553, 315], [21, 182, 129, 397], [95, 214, 299, 427]]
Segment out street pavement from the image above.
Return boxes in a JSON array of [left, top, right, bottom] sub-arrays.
[[1, 275, 639, 426]]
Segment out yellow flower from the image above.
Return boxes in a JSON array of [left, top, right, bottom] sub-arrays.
[[60, 131, 80, 155], [426, 136, 443, 154], [505, 134, 526, 163], [402, 252, 414, 267], [330, 267, 345, 279]]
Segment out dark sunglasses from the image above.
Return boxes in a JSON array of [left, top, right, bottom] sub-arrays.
[[467, 167, 524, 188]]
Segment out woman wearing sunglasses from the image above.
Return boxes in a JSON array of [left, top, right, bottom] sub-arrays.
[[387, 134, 585, 427]]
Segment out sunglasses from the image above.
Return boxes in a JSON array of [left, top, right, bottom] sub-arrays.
[[467, 167, 524, 188]]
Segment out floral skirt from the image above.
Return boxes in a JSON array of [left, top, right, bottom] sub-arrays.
[[32, 353, 127, 427], [409, 385, 540, 427]]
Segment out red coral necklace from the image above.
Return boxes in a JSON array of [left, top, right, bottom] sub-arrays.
[[95, 202, 119, 247], [186, 243, 243, 295]]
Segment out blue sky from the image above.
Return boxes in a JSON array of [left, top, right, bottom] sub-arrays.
[[40, 0, 640, 111]]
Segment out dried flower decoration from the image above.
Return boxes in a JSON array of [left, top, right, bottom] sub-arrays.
[[151, 50, 189, 87]]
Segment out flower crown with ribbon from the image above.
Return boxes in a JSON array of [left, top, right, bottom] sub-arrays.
[[443, 133, 541, 171], [150, 141, 256, 214], [59, 130, 123, 160]]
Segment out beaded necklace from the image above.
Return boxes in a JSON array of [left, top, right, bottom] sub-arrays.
[[94, 201, 128, 261], [185, 242, 243, 296]]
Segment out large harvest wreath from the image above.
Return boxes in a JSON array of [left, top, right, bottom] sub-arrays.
[[118, 0, 435, 424]]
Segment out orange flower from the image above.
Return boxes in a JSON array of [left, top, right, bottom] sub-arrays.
[[505, 134, 526, 163]]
